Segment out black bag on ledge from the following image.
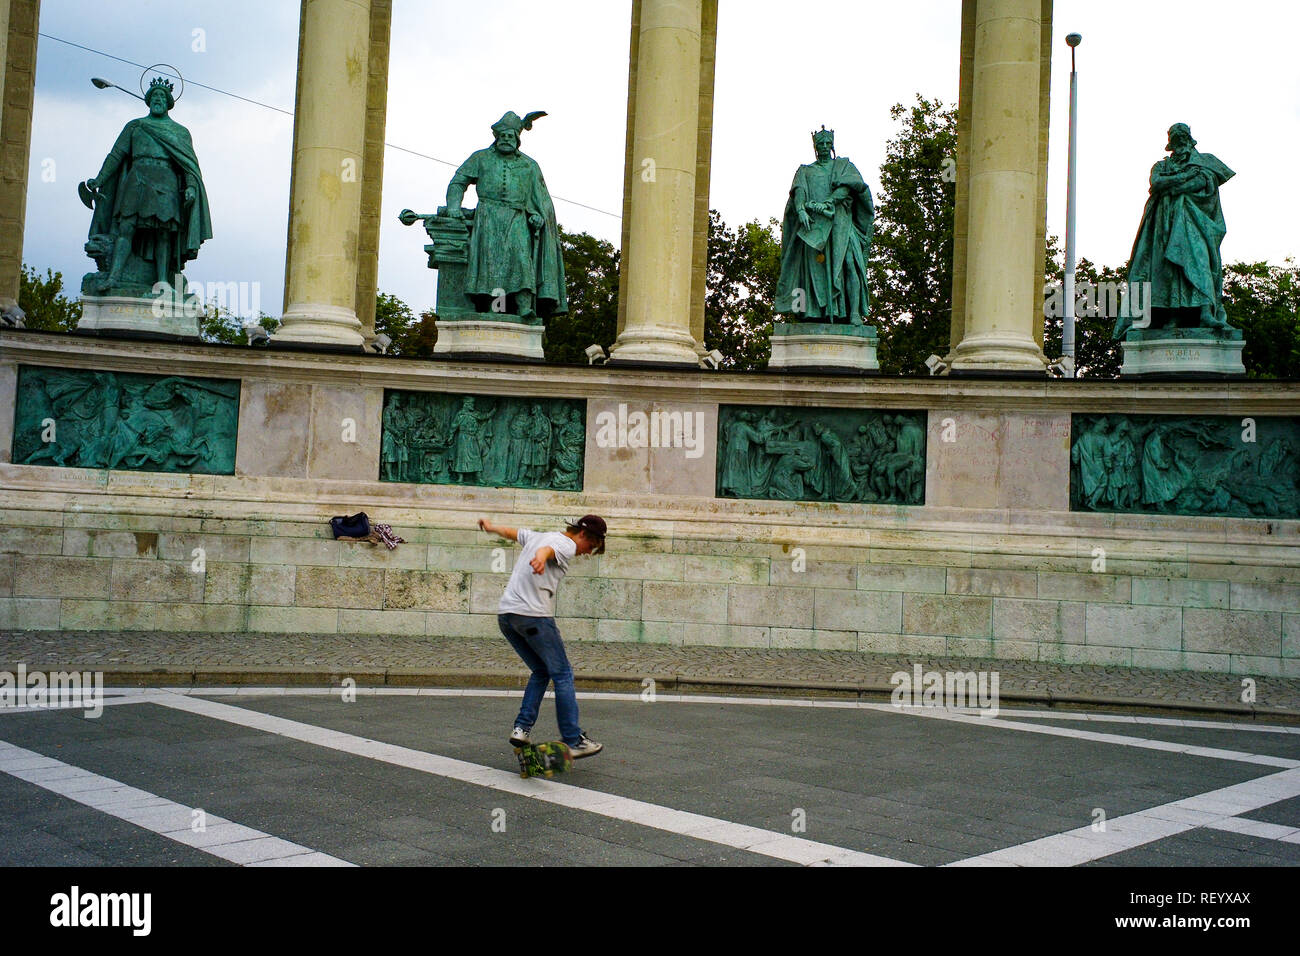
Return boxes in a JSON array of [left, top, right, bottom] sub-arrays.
[[330, 512, 371, 539]]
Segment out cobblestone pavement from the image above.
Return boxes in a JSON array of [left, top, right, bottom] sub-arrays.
[[2, 630, 1297, 717]]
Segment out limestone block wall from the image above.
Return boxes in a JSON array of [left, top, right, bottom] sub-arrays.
[[2, 332, 1298, 675], [1, 490, 1296, 675]]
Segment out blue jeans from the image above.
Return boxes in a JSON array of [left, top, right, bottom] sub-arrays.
[[498, 613, 582, 746]]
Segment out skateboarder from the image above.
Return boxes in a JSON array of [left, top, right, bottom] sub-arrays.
[[478, 514, 607, 758]]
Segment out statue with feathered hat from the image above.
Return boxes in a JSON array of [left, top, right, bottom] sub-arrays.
[[444, 110, 567, 322]]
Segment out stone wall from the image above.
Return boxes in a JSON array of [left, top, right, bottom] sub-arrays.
[[2, 332, 1298, 675]]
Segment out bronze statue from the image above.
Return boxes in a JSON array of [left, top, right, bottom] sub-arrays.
[[80, 76, 212, 299]]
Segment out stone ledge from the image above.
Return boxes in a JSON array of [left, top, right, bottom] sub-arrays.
[[6, 331, 1299, 411], [6, 664, 1292, 720], [3, 478, 1298, 548]]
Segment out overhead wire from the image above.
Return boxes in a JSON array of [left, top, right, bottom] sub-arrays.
[[38, 31, 622, 220]]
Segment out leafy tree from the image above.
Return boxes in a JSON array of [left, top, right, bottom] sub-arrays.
[[17, 265, 81, 331], [869, 95, 957, 375], [373, 290, 438, 357], [374, 291, 415, 347], [546, 227, 620, 364], [199, 307, 279, 345], [1223, 260, 1300, 379], [705, 210, 778, 370], [1041, 235, 1124, 378], [403, 309, 439, 358]]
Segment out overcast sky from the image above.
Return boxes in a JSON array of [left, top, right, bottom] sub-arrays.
[[22, 0, 1300, 320]]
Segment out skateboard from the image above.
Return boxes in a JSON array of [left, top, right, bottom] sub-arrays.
[[514, 741, 574, 779]]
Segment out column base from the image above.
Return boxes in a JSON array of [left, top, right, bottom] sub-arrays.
[[77, 293, 201, 340], [1120, 328, 1245, 378], [433, 317, 545, 361], [767, 322, 880, 373], [607, 324, 702, 366], [947, 330, 1047, 373], [273, 302, 366, 348]]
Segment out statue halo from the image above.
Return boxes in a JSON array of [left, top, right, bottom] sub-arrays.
[[139, 63, 185, 103]]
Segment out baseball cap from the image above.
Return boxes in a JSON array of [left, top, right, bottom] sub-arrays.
[[565, 514, 607, 553]]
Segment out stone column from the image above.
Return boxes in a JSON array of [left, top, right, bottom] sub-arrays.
[[947, 0, 1048, 373], [354, 0, 391, 346], [946, 0, 976, 363], [0, 3, 10, 131], [0, 0, 39, 306], [609, 0, 704, 366], [274, 0, 371, 348], [688, 0, 718, 354]]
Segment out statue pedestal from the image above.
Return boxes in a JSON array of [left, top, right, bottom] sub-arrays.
[[77, 293, 201, 341], [1120, 327, 1245, 378], [767, 322, 879, 373], [434, 316, 545, 361]]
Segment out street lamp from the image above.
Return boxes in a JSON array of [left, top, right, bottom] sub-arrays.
[[1062, 32, 1082, 378], [90, 77, 145, 102]]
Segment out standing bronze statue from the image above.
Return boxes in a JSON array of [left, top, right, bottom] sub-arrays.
[[774, 127, 875, 324], [444, 110, 567, 322], [80, 76, 212, 299], [1114, 123, 1234, 338]]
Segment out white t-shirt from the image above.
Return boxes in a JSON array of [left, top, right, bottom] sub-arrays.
[[497, 529, 578, 617]]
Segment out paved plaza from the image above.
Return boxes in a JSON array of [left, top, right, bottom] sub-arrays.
[[1, 684, 1298, 867]]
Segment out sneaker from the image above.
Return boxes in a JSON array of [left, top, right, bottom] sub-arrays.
[[568, 733, 603, 759], [509, 726, 531, 747]]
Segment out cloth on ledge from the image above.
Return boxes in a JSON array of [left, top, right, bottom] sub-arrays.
[[373, 523, 405, 550], [336, 525, 405, 550]]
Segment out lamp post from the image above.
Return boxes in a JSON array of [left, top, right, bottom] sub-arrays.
[[90, 77, 145, 102], [1063, 32, 1082, 378]]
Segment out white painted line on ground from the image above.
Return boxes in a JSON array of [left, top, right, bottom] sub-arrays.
[[985, 708, 1300, 735], [887, 707, 1300, 769], [0, 698, 113, 716], [1202, 816, 1299, 841], [0, 739, 354, 867], [148, 692, 910, 867], [948, 768, 1300, 867]]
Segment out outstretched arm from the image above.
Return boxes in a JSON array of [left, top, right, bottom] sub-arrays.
[[446, 155, 478, 217], [478, 518, 517, 542]]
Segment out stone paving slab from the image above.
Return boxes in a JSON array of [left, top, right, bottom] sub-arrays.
[[1, 629, 1298, 718]]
